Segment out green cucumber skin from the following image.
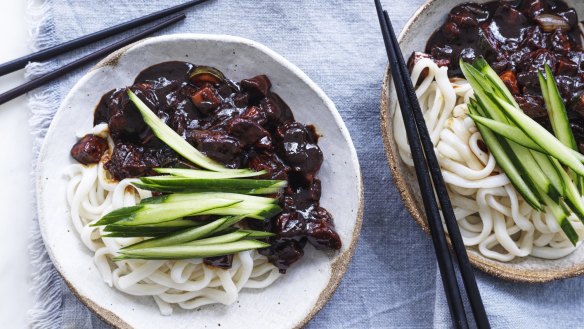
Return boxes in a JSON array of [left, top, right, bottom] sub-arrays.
[[239, 230, 276, 238], [123, 216, 232, 250], [469, 115, 543, 152], [116, 240, 270, 260], [471, 100, 547, 208], [463, 60, 583, 245], [140, 193, 277, 206], [117, 200, 241, 226], [93, 205, 143, 226], [184, 231, 250, 246], [469, 114, 584, 162], [539, 192, 579, 246], [494, 97, 584, 176], [543, 65, 577, 150]]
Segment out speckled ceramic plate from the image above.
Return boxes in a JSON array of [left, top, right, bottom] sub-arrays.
[[381, 0, 584, 283], [36, 34, 363, 329]]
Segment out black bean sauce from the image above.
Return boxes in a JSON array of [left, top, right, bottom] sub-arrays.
[[71, 61, 341, 272], [420, 0, 584, 151]]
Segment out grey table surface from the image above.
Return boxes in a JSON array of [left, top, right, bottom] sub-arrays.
[[26, 1, 584, 328]]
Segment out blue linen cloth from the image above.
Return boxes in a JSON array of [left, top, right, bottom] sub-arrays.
[[26, 0, 584, 328]]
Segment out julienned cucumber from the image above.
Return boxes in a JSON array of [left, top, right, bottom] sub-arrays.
[[468, 115, 584, 162], [127, 90, 250, 174], [539, 66, 584, 194], [115, 240, 270, 260], [541, 65, 577, 150], [462, 60, 584, 245], [134, 177, 287, 195], [467, 103, 543, 210], [93, 199, 240, 226], [140, 192, 278, 205], [122, 216, 240, 250], [492, 96, 584, 176]]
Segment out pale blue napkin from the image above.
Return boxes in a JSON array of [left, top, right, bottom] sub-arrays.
[[27, 1, 584, 328]]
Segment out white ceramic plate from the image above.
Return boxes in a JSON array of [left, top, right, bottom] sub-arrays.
[[381, 0, 584, 282], [37, 34, 363, 329]]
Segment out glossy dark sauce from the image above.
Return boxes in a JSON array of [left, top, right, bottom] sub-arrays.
[[70, 61, 341, 272], [420, 0, 584, 151]]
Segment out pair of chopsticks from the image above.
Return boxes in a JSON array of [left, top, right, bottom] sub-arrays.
[[0, 0, 212, 106], [374, 1, 490, 328]]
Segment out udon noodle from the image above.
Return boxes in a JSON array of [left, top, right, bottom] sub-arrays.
[[66, 124, 281, 315], [393, 58, 584, 261]]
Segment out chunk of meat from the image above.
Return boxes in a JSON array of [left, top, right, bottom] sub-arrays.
[[190, 86, 221, 114], [276, 122, 323, 183], [247, 152, 289, 180], [240, 75, 271, 101], [259, 239, 305, 273], [241, 105, 268, 126], [70, 134, 109, 165], [185, 130, 242, 165], [104, 143, 177, 180], [305, 207, 341, 250], [226, 117, 270, 146]]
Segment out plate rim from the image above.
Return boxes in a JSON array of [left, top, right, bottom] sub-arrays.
[[379, 0, 584, 283], [36, 33, 364, 328]]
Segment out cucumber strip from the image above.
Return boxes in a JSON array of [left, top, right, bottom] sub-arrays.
[[122, 216, 233, 250], [529, 152, 564, 202], [94, 199, 240, 226], [115, 240, 270, 260], [550, 158, 584, 223], [213, 215, 247, 232], [516, 148, 555, 199], [543, 65, 577, 150], [491, 95, 584, 176], [468, 114, 584, 162], [474, 99, 548, 205], [116, 200, 240, 226], [472, 58, 520, 108], [469, 115, 543, 151], [93, 205, 143, 226], [133, 181, 286, 195], [239, 230, 276, 238], [154, 168, 267, 179], [104, 219, 204, 231], [467, 103, 544, 210], [103, 220, 205, 236], [183, 231, 250, 246], [462, 64, 510, 123], [540, 66, 584, 193], [538, 71, 552, 116], [140, 192, 277, 205], [127, 90, 249, 174], [541, 192, 579, 246], [197, 203, 282, 220], [103, 232, 172, 238]]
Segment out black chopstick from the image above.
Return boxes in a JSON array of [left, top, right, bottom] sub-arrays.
[[0, 0, 211, 77], [380, 9, 491, 329], [374, 2, 491, 329], [374, 3, 468, 328], [0, 14, 185, 106]]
